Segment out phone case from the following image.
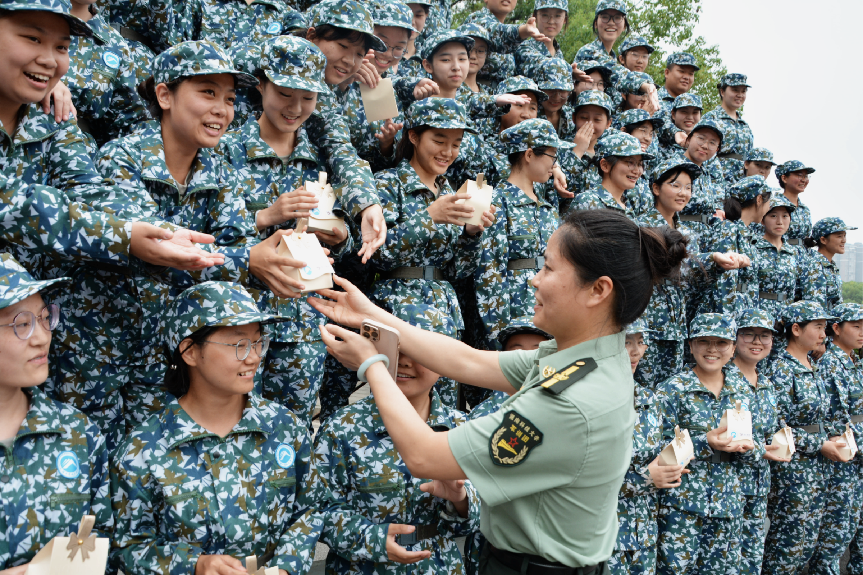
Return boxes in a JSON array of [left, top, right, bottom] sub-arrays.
[[360, 320, 400, 382]]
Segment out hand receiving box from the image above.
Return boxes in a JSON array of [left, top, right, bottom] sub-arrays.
[[277, 232, 334, 294], [455, 173, 493, 227], [659, 425, 694, 467], [296, 172, 346, 237], [719, 399, 754, 448]]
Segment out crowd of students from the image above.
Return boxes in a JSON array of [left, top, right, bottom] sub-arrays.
[[0, 0, 860, 573]]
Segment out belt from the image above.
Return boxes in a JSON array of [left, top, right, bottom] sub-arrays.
[[718, 152, 744, 161], [710, 451, 733, 463], [787, 238, 802, 246], [850, 415, 863, 424], [759, 291, 789, 302], [396, 524, 439, 546], [489, 544, 603, 575], [797, 422, 826, 434], [380, 266, 445, 281], [117, 25, 155, 50], [507, 257, 545, 271], [678, 214, 710, 224]]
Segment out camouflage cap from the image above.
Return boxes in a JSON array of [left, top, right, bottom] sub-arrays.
[[164, 281, 287, 354], [371, 0, 417, 33], [152, 40, 257, 87], [666, 52, 700, 71], [626, 317, 652, 335], [0, 0, 92, 37], [458, 23, 491, 43], [617, 108, 663, 130], [577, 59, 613, 84], [775, 160, 815, 178], [535, 58, 574, 91], [392, 304, 456, 337], [781, 301, 834, 325], [765, 192, 796, 214], [573, 89, 613, 115], [652, 154, 702, 182], [719, 73, 750, 88], [689, 313, 737, 341], [736, 308, 776, 332], [595, 0, 627, 15], [831, 303, 863, 323], [729, 175, 770, 203], [535, 0, 569, 13], [499, 118, 575, 154], [618, 72, 653, 96], [745, 147, 775, 164], [498, 316, 551, 347], [690, 118, 724, 147], [496, 75, 548, 103], [421, 29, 474, 60], [595, 129, 653, 160], [257, 36, 327, 93], [404, 97, 477, 132], [0, 253, 69, 310], [671, 92, 702, 111], [810, 217, 858, 241], [310, 0, 387, 52], [620, 35, 655, 54]]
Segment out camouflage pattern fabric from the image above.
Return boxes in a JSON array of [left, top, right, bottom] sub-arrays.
[[702, 106, 753, 186]]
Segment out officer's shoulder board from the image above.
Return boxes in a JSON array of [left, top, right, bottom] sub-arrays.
[[539, 358, 598, 395]]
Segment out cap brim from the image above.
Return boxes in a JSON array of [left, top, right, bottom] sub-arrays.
[[266, 71, 328, 93], [423, 120, 478, 134], [210, 310, 289, 329], [6, 276, 70, 308], [376, 19, 418, 33], [0, 6, 94, 37], [538, 81, 574, 91]]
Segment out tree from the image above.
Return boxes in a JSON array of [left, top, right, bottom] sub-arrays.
[[843, 281, 863, 304], [452, 0, 727, 110]]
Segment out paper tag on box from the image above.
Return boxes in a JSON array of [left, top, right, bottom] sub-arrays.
[[455, 173, 494, 226], [769, 420, 796, 459], [27, 516, 109, 575], [299, 172, 346, 236], [246, 556, 278, 575], [839, 422, 858, 460], [659, 425, 694, 467], [277, 232, 334, 293], [360, 78, 399, 123], [719, 400, 753, 447]]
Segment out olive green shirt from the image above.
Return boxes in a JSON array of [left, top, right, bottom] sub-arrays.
[[448, 331, 635, 567]]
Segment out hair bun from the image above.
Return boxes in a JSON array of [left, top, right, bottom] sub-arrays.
[[639, 225, 688, 283]]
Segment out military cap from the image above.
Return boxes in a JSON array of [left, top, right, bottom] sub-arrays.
[[499, 118, 575, 154], [310, 0, 387, 52], [535, 0, 568, 12], [736, 308, 776, 332], [595, 0, 627, 15], [810, 217, 858, 241], [831, 303, 863, 323], [392, 304, 456, 337], [152, 40, 257, 87], [620, 36, 655, 54], [371, 0, 417, 32], [652, 155, 702, 182], [745, 147, 775, 164], [729, 175, 770, 203], [535, 58, 574, 91], [0, 253, 69, 310], [775, 160, 815, 178], [626, 318, 652, 335], [595, 130, 653, 160], [781, 301, 834, 325], [496, 75, 548, 103], [573, 89, 614, 115], [165, 281, 287, 354], [578, 59, 613, 84], [404, 97, 477, 132], [421, 29, 475, 60], [498, 316, 551, 347], [689, 313, 737, 341], [458, 23, 491, 43], [690, 118, 724, 146], [619, 72, 653, 96], [765, 193, 796, 214], [666, 52, 700, 71], [719, 73, 750, 88], [618, 109, 663, 130], [671, 92, 702, 111], [0, 0, 92, 37], [257, 36, 327, 93]]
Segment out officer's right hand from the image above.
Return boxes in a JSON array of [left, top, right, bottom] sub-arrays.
[[0, 563, 30, 575], [129, 223, 226, 270], [194, 554, 247, 575], [427, 192, 474, 225], [386, 524, 432, 564], [647, 456, 689, 488]]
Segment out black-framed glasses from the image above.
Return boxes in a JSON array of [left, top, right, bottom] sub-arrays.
[[0, 305, 60, 340], [739, 331, 773, 344], [536, 151, 558, 166], [377, 41, 406, 59], [597, 12, 624, 24], [692, 338, 732, 352], [203, 336, 270, 360]]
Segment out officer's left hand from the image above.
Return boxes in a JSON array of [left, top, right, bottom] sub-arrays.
[[41, 81, 76, 123], [358, 204, 387, 263], [464, 205, 496, 236], [0, 563, 30, 575], [420, 479, 467, 504], [320, 323, 379, 372]]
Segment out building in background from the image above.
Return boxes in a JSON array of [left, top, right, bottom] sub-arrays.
[[837, 242, 863, 283]]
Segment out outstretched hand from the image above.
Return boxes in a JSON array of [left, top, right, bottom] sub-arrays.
[[307, 274, 381, 329], [130, 223, 226, 270]]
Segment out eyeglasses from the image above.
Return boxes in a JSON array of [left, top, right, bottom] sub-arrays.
[[0, 305, 60, 340], [577, 80, 606, 90], [632, 126, 654, 138], [597, 13, 625, 24], [535, 151, 558, 166], [621, 159, 645, 172], [538, 12, 565, 23], [691, 134, 720, 151], [470, 48, 488, 57], [203, 336, 270, 361], [692, 338, 732, 352], [377, 41, 406, 59], [666, 181, 692, 193], [739, 331, 773, 344]]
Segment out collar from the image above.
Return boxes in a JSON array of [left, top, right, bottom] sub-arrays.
[[826, 340, 857, 370], [712, 106, 747, 123], [779, 348, 814, 375], [16, 388, 64, 438], [533, 331, 625, 388], [395, 159, 447, 196], [753, 234, 795, 254], [657, 86, 675, 101], [372, 389, 453, 435], [240, 116, 319, 164], [811, 251, 838, 270], [135, 121, 222, 195], [590, 184, 627, 210], [85, 13, 113, 45], [780, 191, 807, 210], [498, 180, 549, 208], [0, 104, 62, 146], [163, 393, 273, 451], [677, 365, 742, 397]]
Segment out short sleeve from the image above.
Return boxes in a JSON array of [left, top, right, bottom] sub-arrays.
[[497, 349, 537, 391]]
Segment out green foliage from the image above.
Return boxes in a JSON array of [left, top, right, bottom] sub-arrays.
[[843, 281, 863, 304], [451, 0, 727, 110]]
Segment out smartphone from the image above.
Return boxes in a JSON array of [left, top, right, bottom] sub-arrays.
[[360, 320, 400, 382]]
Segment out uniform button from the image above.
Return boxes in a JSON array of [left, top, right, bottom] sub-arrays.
[[212, 451, 221, 460], [1, 475, 9, 483]]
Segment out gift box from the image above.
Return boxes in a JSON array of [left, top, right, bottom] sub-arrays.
[[277, 232, 334, 294], [246, 555, 278, 575], [769, 420, 796, 459], [455, 173, 493, 227], [26, 515, 108, 575], [659, 425, 694, 467], [718, 399, 754, 448], [838, 422, 859, 460], [295, 172, 346, 237], [360, 78, 399, 123]]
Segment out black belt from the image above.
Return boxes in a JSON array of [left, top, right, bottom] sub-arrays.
[[76, 117, 93, 137], [759, 291, 789, 302], [787, 238, 802, 246], [679, 214, 710, 224], [850, 415, 863, 424], [507, 257, 545, 270], [719, 152, 744, 161], [380, 266, 445, 281], [797, 422, 826, 434], [396, 524, 439, 546], [710, 451, 733, 463], [117, 25, 155, 51], [489, 544, 603, 575]]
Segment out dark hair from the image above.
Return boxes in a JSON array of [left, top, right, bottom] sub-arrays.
[[803, 236, 820, 249], [653, 166, 688, 188], [622, 120, 652, 136], [163, 326, 218, 398], [533, 8, 569, 32], [826, 321, 843, 338], [724, 191, 770, 221], [137, 76, 186, 119], [783, 320, 811, 341], [557, 210, 688, 326], [595, 155, 622, 176], [304, 24, 376, 52], [427, 40, 470, 62], [508, 146, 550, 170], [394, 125, 432, 164], [592, 13, 630, 38]]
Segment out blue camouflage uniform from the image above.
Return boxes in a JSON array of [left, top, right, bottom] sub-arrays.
[[655, 92, 701, 162], [535, 58, 577, 142], [702, 74, 753, 186], [775, 160, 815, 246], [513, 0, 568, 81], [656, 52, 700, 115], [556, 90, 613, 208], [802, 217, 856, 310]]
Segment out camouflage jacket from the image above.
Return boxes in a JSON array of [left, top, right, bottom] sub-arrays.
[[514, 38, 566, 82], [463, 7, 521, 54], [820, 341, 863, 444], [342, 80, 404, 173], [574, 40, 649, 109], [750, 236, 807, 318], [570, 183, 652, 220], [110, 394, 321, 575], [698, 218, 761, 315], [783, 193, 812, 242], [730, 365, 776, 498], [538, 104, 577, 142], [802, 252, 843, 310], [769, 348, 830, 456], [702, 107, 753, 186]]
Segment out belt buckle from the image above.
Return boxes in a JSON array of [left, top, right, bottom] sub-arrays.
[[536, 256, 545, 269], [396, 532, 419, 546], [788, 238, 800, 246], [422, 266, 436, 281], [819, 422, 825, 434]]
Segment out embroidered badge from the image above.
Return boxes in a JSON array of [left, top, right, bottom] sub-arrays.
[[490, 411, 543, 466], [102, 51, 121, 69], [275, 443, 295, 469], [542, 365, 556, 378], [267, 22, 281, 34], [57, 451, 81, 479]]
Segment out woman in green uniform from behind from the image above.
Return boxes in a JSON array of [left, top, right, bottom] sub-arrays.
[[311, 209, 688, 574]]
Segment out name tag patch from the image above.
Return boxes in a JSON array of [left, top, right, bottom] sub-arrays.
[[489, 410, 543, 467]]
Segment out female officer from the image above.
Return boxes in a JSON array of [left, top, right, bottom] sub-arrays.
[[301, 304, 479, 575], [702, 74, 754, 186], [762, 301, 845, 574], [111, 282, 321, 575], [775, 160, 815, 246], [0, 255, 111, 575], [753, 195, 806, 317], [810, 304, 863, 575], [802, 218, 856, 310], [311, 209, 689, 574]]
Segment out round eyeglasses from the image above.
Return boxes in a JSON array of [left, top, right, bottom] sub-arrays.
[[203, 336, 270, 361], [738, 331, 773, 344], [0, 304, 60, 340]]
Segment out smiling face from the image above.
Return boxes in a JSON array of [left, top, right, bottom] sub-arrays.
[[409, 127, 463, 176], [371, 25, 409, 74], [721, 84, 747, 110], [536, 7, 566, 39], [541, 88, 570, 113], [689, 336, 735, 375], [762, 207, 791, 239], [0, 293, 52, 390], [671, 106, 701, 133], [735, 327, 772, 365], [530, 232, 582, 337], [183, 323, 264, 397], [594, 10, 624, 46], [624, 332, 647, 373], [423, 42, 469, 93], [781, 170, 810, 195], [664, 64, 696, 97], [574, 105, 610, 142], [621, 46, 650, 72], [820, 231, 847, 255], [652, 170, 692, 214], [394, 352, 440, 401], [602, 155, 644, 190], [627, 121, 654, 151], [308, 28, 367, 86], [500, 91, 538, 131], [468, 37, 488, 75], [745, 160, 773, 178], [684, 127, 720, 165], [158, 74, 235, 149], [257, 80, 317, 135]]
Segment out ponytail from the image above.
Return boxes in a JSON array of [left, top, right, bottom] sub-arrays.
[[163, 325, 217, 398], [395, 125, 431, 165]]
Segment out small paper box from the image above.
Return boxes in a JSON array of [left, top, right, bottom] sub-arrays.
[[246, 556, 278, 575], [26, 515, 109, 575], [659, 425, 694, 467], [360, 78, 399, 123], [769, 421, 796, 459], [455, 173, 494, 226], [277, 232, 334, 294], [838, 422, 859, 460], [718, 400, 754, 448], [296, 172, 346, 237]]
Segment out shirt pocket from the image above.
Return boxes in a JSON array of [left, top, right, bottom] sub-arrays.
[[162, 485, 212, 543], [354, 471, 406, 520]]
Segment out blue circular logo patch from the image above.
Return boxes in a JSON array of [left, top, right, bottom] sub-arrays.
[[275, 444, 295, 469], [102, 51, 121, 69], [267, 22, 281, 34], [57, 451, 81, 479]]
